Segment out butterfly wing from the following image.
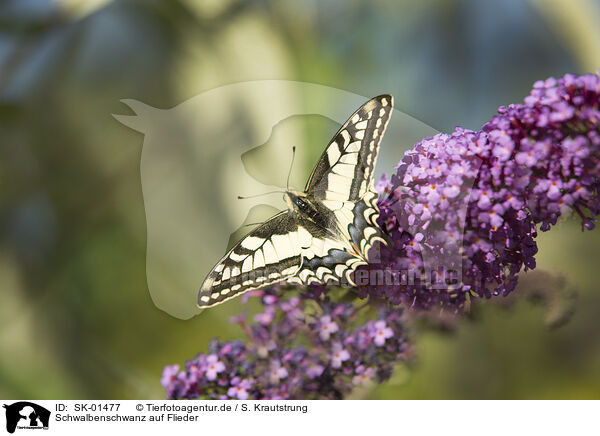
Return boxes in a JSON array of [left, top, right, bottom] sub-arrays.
[[305, 94, 393, 202], [198, 211, 303, 308]]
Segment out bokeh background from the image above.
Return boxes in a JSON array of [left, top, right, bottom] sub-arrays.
[[1, 0, 600, 399]]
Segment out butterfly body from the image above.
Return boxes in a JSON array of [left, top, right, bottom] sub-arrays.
[[198, 95, 394, 308], [285, 191, 344, 244]]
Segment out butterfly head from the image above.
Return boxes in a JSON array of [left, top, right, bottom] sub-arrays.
[[285, 190, 322, 219], [284, 191, 307, 212]]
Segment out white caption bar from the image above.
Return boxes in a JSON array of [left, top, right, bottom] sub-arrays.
[[1, 400, 597, 435]]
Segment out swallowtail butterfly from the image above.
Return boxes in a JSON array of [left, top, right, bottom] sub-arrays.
[[198, 95, 393, 307]]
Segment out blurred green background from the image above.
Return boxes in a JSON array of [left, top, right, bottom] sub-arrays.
[[1, 0, 600, 399]]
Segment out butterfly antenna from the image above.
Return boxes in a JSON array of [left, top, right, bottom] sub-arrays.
[[286, 146, 296, 191], [240, 222, 262, 228], [237, 191, 283, 200]]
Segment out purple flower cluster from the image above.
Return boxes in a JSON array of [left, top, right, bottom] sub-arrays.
[[365, 73, 600, 310], [161, 292, 409, 399]]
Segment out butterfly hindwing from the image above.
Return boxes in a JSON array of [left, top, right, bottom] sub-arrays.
[[347, 189, 387, 260], [288, 189, 387, 287], [284, 216, 361, 287], [198, 211, 303, 307], [286, 247, 365, 286]]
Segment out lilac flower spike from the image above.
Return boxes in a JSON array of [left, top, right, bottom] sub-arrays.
[[162, 292, 409, 400], [368, 72, 600, 310]]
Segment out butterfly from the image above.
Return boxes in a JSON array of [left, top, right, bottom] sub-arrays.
[[198, 95, 393, 308]]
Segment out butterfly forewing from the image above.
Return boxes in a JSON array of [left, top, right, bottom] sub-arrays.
[[198, 211, 303, 307], [305, 95, 393, 202]]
